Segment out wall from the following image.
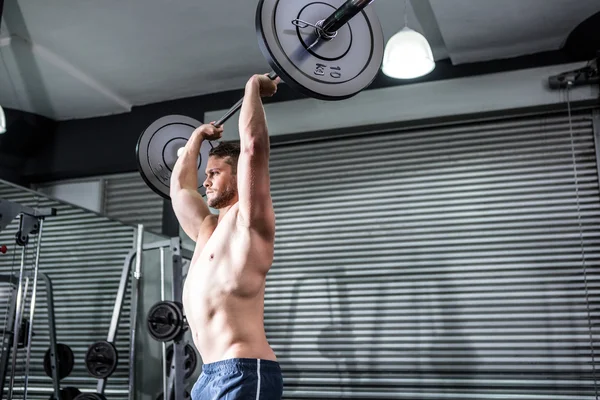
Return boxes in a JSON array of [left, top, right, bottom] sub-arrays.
[[259, 109, 600, 398], [35, 179, 104, 213], [0, 108, 56, 185], [206, 62, 600, 142], [31, 172, 167, 237]]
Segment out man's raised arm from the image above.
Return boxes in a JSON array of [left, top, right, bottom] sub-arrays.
[[236, 74, 280, 235], [170, 124, 222, 241]]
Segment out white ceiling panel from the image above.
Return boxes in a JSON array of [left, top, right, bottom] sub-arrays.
[[0, 36, 132, 119], [0, 0, 598, 120]]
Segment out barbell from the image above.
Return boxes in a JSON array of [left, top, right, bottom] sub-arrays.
[[137, 0, 383, 199]]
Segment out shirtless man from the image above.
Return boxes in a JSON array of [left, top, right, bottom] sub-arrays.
[[170, 74, 283, 399]]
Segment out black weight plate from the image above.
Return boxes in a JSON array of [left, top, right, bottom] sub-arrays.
[[256, 0, 384, 101], [136, 115, 216, 200], [74, 394, 107, 400], [166, 343, 198, 379], [49, 387, 81, 400], [85, 340, 119, 379], [44, 343, 75, 380], [147, 301, 185, 342]]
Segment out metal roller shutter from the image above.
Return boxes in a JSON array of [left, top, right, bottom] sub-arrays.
[[103, 172, 164, 234], [0, 180, 135, 399], [266, 110, 600, 399]]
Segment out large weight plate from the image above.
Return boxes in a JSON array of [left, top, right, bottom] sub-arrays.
[[44, 343, 75, 380], [256, 0, 384, 101], [147, 301, 186, 342], [166, 343, 198, 379], [74, 394, 107, 400], [85, 340, 119, 379], [136, 115, 215, 200], [50, 387, 81, 400]]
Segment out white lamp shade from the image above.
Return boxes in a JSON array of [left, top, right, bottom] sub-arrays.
[[382, 27, 435, 79], [0, 106, 5, 134]]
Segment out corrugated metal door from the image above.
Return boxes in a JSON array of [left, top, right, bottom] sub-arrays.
[[104, 172, 164, 234], [265, 110, 600, 399], [0, 180, 135, 399]]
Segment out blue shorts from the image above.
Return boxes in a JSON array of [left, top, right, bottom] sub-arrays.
[[191, 358, 283, 400]]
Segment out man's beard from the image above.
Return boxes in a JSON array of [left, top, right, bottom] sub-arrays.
[[207, 185, 237, 209]]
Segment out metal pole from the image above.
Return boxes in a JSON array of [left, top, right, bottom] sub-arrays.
[[0, 274, 19, 400], [23, 218, 44, 399], [160, 247, 166, 301], [38, 272, 61, 400], [160, 247, 168, 398], [592, 110, 600, 192], [134, 225, 144, 280], [142, 240, 172, 250], [8, 243, 27, 399], [98, 248, 137, 394], [108, 251, 137, 342], [128, 225, 144, 400], [321, 0, 375, 34], [170, 237, 185, 400]]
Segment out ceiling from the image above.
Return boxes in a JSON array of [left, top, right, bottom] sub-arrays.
[[0, 0, 598, 121]]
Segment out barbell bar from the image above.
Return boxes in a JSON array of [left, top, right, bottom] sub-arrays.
[[136, 0, 384, 200]]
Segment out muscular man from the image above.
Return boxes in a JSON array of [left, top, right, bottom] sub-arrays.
[[170, 74, 283, 399]]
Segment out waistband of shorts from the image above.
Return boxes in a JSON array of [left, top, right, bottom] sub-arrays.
[[202, 358, 281, 374]]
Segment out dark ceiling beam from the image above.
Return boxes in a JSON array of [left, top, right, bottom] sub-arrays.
[[0, 0, 4, 31]]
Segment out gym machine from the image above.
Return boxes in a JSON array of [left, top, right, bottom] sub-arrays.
[[0, 198, 74, 399], [137, 232, 196, 400], [74, 224, 196, 400]]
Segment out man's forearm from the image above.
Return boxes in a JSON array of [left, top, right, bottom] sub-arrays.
[[239, 78, 269, 148], [171, 132, 203, 192]]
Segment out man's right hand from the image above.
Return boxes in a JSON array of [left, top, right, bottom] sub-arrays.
[[193, 123, 224, 141]]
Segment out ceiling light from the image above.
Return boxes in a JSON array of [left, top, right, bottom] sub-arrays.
[[382, 27, 435, 79]]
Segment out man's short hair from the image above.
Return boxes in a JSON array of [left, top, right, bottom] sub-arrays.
[[208, 141, 240, 174]]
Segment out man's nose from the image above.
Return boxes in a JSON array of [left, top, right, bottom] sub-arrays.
[[203, 178, 211, 188]]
